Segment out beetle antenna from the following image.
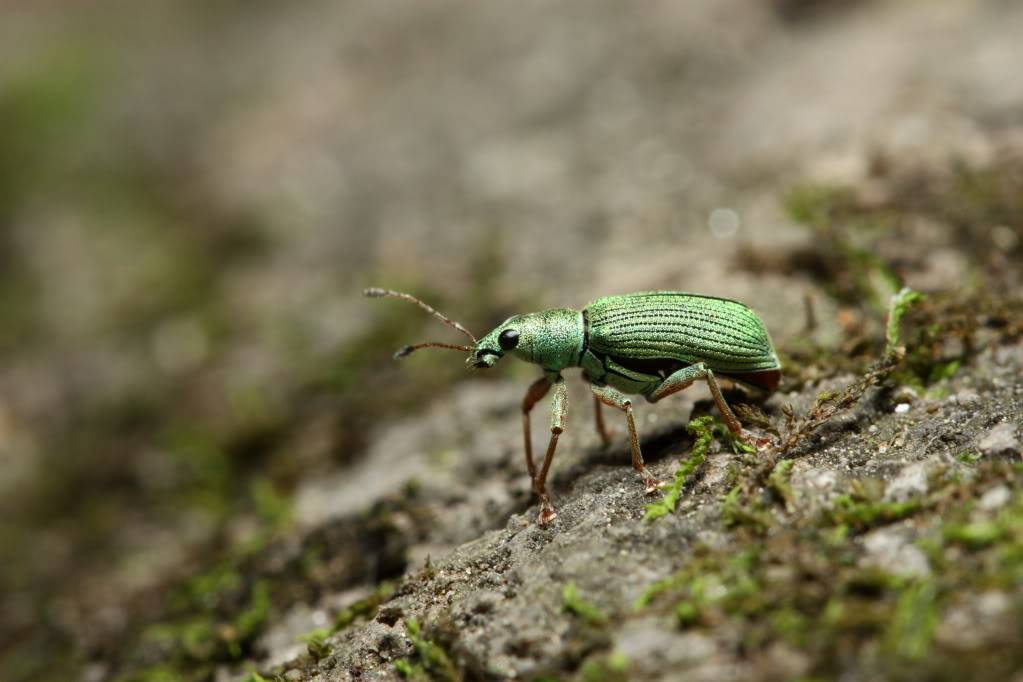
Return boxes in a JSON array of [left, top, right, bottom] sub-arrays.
[[363, 288, 477, 343], [393, 342, 474, 359]]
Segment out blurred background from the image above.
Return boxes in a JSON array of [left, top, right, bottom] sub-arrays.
[[2, 1, 1022, 680]]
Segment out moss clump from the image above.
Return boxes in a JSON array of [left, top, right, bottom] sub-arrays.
[[643, 417, 717, 522], [633, 461, 1023, 680], [394, 618, 460, 682], [766, 459, 796, 511], [885, 579, 938, 660], [334, 581, 395, 631], [577, 651, 629, 682], [721, 484, 773, 533], [825, 494, 923, 533], [562, 582, 609, 627]]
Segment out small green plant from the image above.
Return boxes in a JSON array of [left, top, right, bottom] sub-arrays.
[[335, 581, 395, 631], [643, 416, 717, 522], [825, 494, 922, 533], [299, 628, 333, 661], [721, 484, 772, 533], [767, 459, 796, 511], [578, 651, 629, 681], [394, 618, 459, 682], [562, 582, 608, 626], [886, 579, 938, 660]]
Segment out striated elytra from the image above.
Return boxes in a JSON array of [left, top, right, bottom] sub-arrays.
[[364, 288, 781, 526]]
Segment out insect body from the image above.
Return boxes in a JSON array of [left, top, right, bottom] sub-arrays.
[[365, 288, 780, 526]]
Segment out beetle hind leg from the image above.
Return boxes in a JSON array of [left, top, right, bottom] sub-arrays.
[[648, 363, 757, 447], [590, 384, 664, 494]]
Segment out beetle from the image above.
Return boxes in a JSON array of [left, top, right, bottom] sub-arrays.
[[364, 288, 781, 526]]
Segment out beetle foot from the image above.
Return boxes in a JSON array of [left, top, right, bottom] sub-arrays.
[[537, 495, 557, 526], [641, 473, 666, 494], [738, 429, 772, 452], [740, 430, 773, 452]]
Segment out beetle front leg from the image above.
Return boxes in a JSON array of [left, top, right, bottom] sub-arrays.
[[533, 378, 567, 526], [521, 377, 552, 484], [590, 384, 663, 494], [648, 363, 754, 447]]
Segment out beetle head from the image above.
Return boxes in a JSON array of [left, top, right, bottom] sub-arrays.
[[468, 316, 524, 370]]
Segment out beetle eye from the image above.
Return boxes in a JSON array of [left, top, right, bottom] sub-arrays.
[[498, 329, 520, 351]]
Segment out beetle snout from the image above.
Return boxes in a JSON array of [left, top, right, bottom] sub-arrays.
[[468, 349, 500, 370]]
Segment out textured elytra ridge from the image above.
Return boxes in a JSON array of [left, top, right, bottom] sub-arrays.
[[586, 291, 781, 374]]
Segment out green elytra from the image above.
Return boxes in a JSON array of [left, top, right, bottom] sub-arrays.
[[365, 288, 781, 526]]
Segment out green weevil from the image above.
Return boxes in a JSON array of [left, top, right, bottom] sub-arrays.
[[364, 288, 781, 526]]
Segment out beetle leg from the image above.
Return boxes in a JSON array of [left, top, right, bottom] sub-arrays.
[[533, 378, 567, 526], [648, 363, 752, 446], [590, 384, 663, 494], [593, 394, 612, 447], [521, 377, 553, 484]]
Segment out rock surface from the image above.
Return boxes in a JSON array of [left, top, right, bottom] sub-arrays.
[[2, 2, 1022, 681]]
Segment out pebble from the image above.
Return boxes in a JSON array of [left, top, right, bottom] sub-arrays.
[[884, 463, 928, 502], [977, 422, 1021, 457], [861, 528, 931, 578], [955, 389, 981, 406], [894, 403, 910, 414], [978, 485, 1011, 511]]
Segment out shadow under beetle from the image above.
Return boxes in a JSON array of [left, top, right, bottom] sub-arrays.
[[364, 288, 781, 526]]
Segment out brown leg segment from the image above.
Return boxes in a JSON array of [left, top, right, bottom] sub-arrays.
[[534, 378, 568, 525], [590, 383, 663, 494], [648, 363, 756, 447], [521, 377, 552, 483], [593, 394, 612, 446]]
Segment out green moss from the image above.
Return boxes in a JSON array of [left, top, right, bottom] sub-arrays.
[[721, 485, 773, 533], [302, 629, 332, 661], [119, 665, 186, 682], [395, 618, 459, 682], [885, 288, 925, 354], [827, 496, 921, 531], [577, 652, 629, 682], [824, 483, 923, 532], [944, 521, 1004, 548], [562, 582, 608, 627], [334, 581, 395, 632], [140, 578, 272, 669], [767, 459, 796, 511], [783, 183, 853, 227], [235, 581, 271, 640], [885, 579, 938, 660], [955, 450, 983, 464], [250, 477, 291, 530], [643, 416, 716, 522], [172, 563, 243, 611]]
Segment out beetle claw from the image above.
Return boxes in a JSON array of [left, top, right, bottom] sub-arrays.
[[642, 476, 666, 494]]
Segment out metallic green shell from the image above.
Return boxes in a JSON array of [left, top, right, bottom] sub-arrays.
[[584, 291, 780, 373]]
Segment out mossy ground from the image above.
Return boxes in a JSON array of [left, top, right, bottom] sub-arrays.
[[3, 3, 1023, 681]]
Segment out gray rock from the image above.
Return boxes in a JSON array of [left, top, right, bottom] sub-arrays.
[[860, 527, 930, 578], [977, 485, 1012, 511], [883, 463, 929, 502], [977, 422, 1021, 457]]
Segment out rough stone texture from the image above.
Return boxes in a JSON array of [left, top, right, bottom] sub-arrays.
[[978, 423, 1022, 458]]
